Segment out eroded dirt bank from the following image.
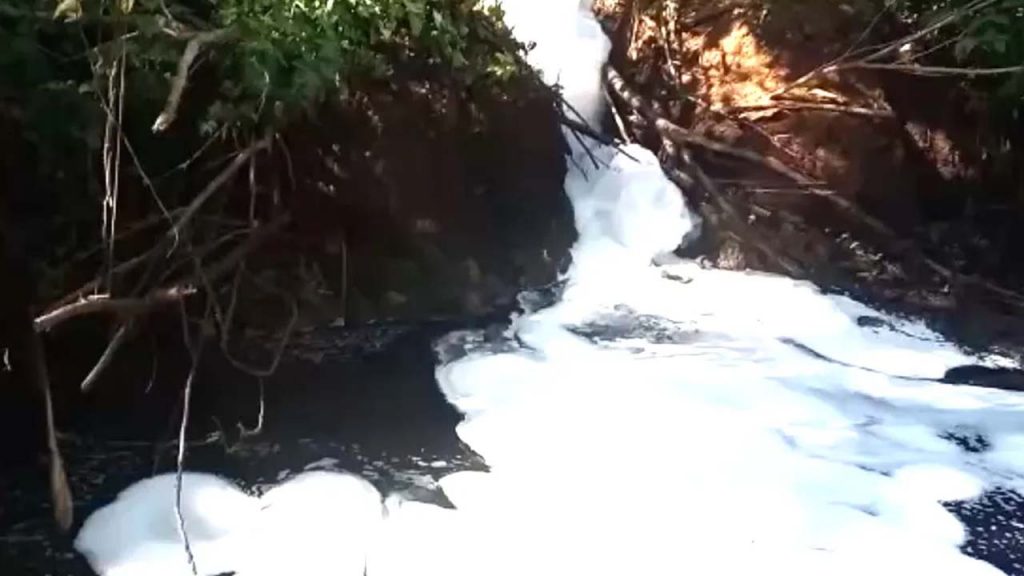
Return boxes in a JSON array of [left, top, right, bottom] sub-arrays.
[[594, 0, 1024, 358]]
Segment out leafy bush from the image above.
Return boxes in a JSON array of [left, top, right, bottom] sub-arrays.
[[0, 0, 541, 296]]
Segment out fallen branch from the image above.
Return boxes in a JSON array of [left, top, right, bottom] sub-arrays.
[[727, 101, 894, 119], [46, 248, 157, 313], [35, 286, 195, 333], [669, 157, 804, 278], [836, 62, 1024, 77], [605, 66, 654, 117], [152, 28, 234, 133], [654, 111, 1024, 309], [79, 216, 289, 393]]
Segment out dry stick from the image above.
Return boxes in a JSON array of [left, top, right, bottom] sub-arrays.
[[61, 208, 187, 269], [605, 87, 633, 144], [34, 286, 196, 333], [604, 67, 802, 274], [46, 248, 159, 313], [131, 136, 271, 300], [555, 95, 605, 170], [238, 377, 265, 438], [837, 62, 1024, 76], [172, 137, 272, 241], [216, 262, 298, 379], [770, 0, 893, 97], [26, 319, 74, 531], [726, 101, 894, 119], [152, 126, 228, 182], [274, 135, 295, 208], [46, 221, 238, 315], [606, 66, 652, 116], [654, 115, 1024, 308], [174, 300, 209, 576], [672, 154, 804, 278], [82, 29, 177, 247], [80, 324, 132, 393], [77, 217, 286, 394], [153, 28, 233, 133], [228, 275, 297, 378], [100, 58, 117, 286], [108, 37, 128, 291], [197, 215, 290, 284]]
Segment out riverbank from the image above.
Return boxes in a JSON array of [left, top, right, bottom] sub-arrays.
[[593, 0, 1024, 359]]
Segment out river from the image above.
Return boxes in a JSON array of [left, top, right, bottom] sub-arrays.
[[8, 1, 1024, 575]]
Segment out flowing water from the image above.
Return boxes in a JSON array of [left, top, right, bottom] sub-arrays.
[[15, 1, 1024, 575]]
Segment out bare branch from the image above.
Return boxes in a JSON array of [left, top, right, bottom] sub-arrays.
[[837, 62, 1024, 77], [727, 101, 894, 119], [174, 299, 209, 576], [153, 28, 234, 133], [172, 136, 272, 240], [34, 286, 196, 333], [80, 323, 132, 393]]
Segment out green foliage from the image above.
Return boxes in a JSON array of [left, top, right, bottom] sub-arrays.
[[4, 0, 534, 141], [207, 0, 530, 129], [0, 0, 538, 285]]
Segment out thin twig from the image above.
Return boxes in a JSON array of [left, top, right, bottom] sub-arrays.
[[152, 127, 227, 181], [858, 0, 997, 64], [726, 101, 894, 118], [836, 62, 1024, 76], [218, 270, 298, 378], [604, 88, 633, 144], [80, 323, 132, 393], [238, 377, 265, 438], [107, 36, 127, 292], [131, 137, 272, 296], [174, 299, 209, 576], [172, 136, 272, 240]]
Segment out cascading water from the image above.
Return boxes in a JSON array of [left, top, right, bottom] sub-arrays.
[[73, 2, 1024, 576]]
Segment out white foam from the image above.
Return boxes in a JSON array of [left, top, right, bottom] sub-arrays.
[[74, 471, 382, 576]]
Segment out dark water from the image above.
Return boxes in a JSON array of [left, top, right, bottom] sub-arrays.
[[0, 320, 489, 576]]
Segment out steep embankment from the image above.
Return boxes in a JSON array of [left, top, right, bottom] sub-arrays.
[[593, 0, 1024, 357]]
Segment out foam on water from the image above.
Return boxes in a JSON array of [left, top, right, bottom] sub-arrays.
[[400, 1, 1024, 575], [74, 2, 1024, 575]]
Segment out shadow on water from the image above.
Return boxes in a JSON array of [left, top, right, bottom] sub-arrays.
[[0, 317, 494, 575]]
